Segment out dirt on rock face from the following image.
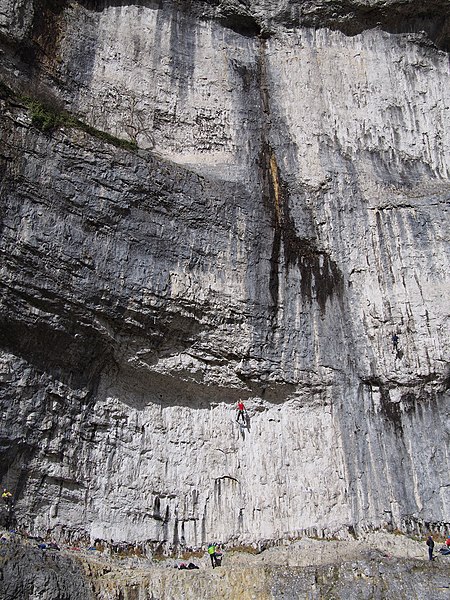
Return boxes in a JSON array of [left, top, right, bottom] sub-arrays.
[[1, 530, 449, 599]]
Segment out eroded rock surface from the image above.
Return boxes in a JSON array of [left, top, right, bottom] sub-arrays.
[[0, 0, 449, 552], [1, 530, 450, 600]]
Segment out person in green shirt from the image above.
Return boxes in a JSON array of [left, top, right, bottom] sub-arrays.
[[208, 543, 217, 568]]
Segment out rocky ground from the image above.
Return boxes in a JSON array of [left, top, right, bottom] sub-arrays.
[[0, 0, 449, 549], [1, 527, 449, 599]]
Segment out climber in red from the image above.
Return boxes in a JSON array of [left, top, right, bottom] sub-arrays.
[[236, 401, 246, 424]]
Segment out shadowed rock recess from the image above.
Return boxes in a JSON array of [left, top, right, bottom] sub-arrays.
[[0, 0, 449, 582]]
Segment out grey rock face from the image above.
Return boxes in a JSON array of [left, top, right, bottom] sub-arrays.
[[0, 0, 449, 550], [0, 539, 93, 600]]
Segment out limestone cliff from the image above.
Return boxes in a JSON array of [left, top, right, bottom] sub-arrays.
[[0, 0, 449, 554]]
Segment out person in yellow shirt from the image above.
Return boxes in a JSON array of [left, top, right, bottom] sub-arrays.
[[2, 489, 12, 506], [207, 543, 217, 568]]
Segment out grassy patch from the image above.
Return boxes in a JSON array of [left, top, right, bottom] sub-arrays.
[[22, 96, 137, 151], [179, 549, 204, 560], [23, 96, 76, 131], [0, 79, 137, 152], [228, 544, 259, 555], [80, 121, 138, 151], [114, 546, 145, 559], [390, 528, 405, 537]]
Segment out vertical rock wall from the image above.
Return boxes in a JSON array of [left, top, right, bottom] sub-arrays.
[[0, 0, 449, 548]]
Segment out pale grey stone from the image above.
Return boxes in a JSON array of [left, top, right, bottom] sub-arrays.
[[0, 0, 448, 557]]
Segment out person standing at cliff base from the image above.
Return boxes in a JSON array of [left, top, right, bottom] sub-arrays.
[[426, 535, 435, 561], [208, 543, 217, 568]]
